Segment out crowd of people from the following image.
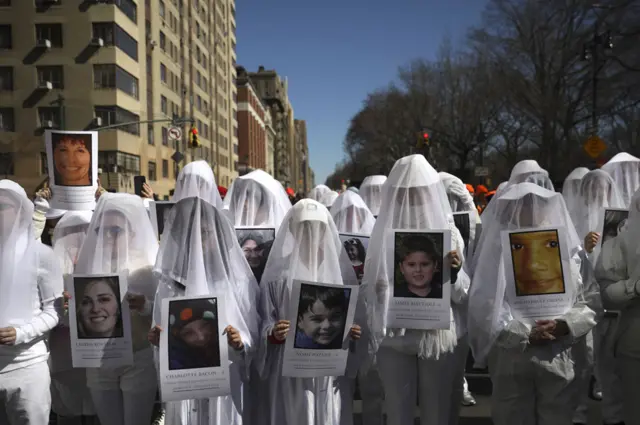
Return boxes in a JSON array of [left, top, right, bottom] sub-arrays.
[[0, 153, 639, 425]]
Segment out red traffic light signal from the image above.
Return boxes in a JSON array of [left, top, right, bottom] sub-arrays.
[[423, 132, 429, 139], [190, 127, 198, 135]]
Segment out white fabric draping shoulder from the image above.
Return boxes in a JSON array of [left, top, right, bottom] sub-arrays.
[[359, 175, 387, 216], [52, 211, 93, 275], [307, 184, 331, 202], [601, 152, 640, 207], [330, 190, 376, 235], [562, 167, 590, 216], [319, 190, 339, 209], [172, 160, 223, 208]]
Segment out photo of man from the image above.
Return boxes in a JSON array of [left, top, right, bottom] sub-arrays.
[[339, 234, 369, 284], [393, 232, 444, 299], [509, 229, 566, 296], [168, 298, 221, 371], [453, 212, 471, 250], [294, 283, 351, 350], [74, 276, 124, 339], [601, 209, 629, 246], [50, 132, 93, 187], [235, 228, 275, 282], [155, 202, 176, 238]]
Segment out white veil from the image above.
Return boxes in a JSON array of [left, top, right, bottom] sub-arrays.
[[0, 180, 38, 327], [362, 154, 466, 359], [52, 211, 93, 275], [319, 190, 339, 209], [573, 170, 624, 243], [223, 170, 290, 229], [508, 159, 555, 190], [172, 160, 223, 208], [562, 167, 589, 213], [601, 152, 640, 207], [439, 172, 480, 259], [359, 175, 387, 216], [307, 184, 331, 202], [467, 182, 582, 366], [330, 190, 376, 235]]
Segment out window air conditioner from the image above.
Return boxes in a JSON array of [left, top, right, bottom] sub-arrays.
[[90, 37, 104, 47], [36, 39, 52, 49], [45, 0, 60, 3], [94, 117, 103, 126], [43, 120, 54, 129], [38, 81, 53, 90]]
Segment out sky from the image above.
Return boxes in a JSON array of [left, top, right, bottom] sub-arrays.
[[236, 0, 488, 186]]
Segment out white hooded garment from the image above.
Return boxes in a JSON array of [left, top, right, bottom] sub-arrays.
[[307, 185, 331, 202], [51, 211, 93, 275], [362, 154, 469, 359], [562, 167, 590, 217], [508, 159, 555, 190], [330, 190, 375, 235], [153, 196, 260, 425], [223, 169, 291, 229], [319, 190, 339, 209], [256, 199, 359, 425], [467, 182, 601, 367], [439, 172, 480, 260], [359, 175, 387, 217], [601, 152, 640, 208], [172, 160, 223, 209]]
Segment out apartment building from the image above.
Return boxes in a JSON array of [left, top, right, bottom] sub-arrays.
[[294, 119, 312, 194], [236, 66, 266, 172], [0, 0, 238, 197]]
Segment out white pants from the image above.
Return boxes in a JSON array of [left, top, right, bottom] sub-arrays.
[[0, 361, 51, 425], [449, 337, 468, 425], [594, 317, 625, 424], [617, 355, 640, 425], [488, 344, 578, 425], [87, 348, 157, 425], [356, 363, 384, 425], [377, 346, 457, 425]]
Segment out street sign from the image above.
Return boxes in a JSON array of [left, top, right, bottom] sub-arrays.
[[584, 135, 606, 159], [168, 127, 182, 141], [474, 167, 489, 177]]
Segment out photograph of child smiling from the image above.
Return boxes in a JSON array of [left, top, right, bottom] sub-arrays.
[[294, 285, 350, 350]]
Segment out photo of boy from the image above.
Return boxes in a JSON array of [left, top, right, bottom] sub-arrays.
[[393, 232, 444, 299]]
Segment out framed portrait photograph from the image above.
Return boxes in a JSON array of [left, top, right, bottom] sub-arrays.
[[68, 272, 133, 368], [452, 212, 471, 255], [339, 233, 370, 284], [149, 201, 176, 240], [502, 226, 575, 321], [283, 280, 359, 378], [601, 208, 629, 247], [45, 130, 99, 211], [235, 227, 276, 282], [159, 295, 230, 402]]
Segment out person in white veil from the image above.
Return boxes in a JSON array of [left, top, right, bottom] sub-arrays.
[[562, 167, 589, 215], [361, 155, 469, 425], [319, 190, 339, 210], [601, 152, 640, 207], [595, 188, 640, 424], [508, 159, 555, 190], [360, 175, 387, 218], [307, 184, 331, 202], [48, 211, 97, 425], [467, 182, 601, 425], [329, 189, 382, 425], [256, 199, 362, 425], [74, 193, 160, 425], [570, 170, 625, 425], [0, 179, 63, 425], [172, 160, 223, 208], [148, 196, 260, 425], [224, 170, 291, 229]]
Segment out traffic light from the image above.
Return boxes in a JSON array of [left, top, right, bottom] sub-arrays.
[[189, 127, 199, 148], [417, 130, 430, 148]]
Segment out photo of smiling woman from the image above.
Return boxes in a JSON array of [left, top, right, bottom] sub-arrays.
[[509, 229, 566, 296], [74, 276, 124, 339], [168, 297, 221, 370], [236, 228, 275, 282], [393, 232, 444, 299], [51, 132, 93, 187], [294, 283, 351, 350]]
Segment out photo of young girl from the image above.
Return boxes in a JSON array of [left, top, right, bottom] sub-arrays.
[[74, 276, 124, 339], [167, 298, 221, 370], [294, 284, 351, 350], [393, 232, 444, 299], [339, 234, 369, 284]]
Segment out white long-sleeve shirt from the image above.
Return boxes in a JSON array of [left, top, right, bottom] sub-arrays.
[[0, 243, 63, 373]]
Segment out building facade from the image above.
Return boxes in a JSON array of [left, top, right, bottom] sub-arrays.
[[264, 106, 275, 176], [294, 119, 311, 193], [236, 66, 266, 174], [0, 0, 238, 197]]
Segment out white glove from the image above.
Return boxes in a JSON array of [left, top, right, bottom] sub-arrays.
[[32, 196, 49, 240]]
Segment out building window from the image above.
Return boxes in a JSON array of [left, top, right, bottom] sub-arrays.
[[147, 124, 154, 145], [40, 152, 48, 175], [159, 31, 166, 51], [93, 23, 138, 62], [146, 54, 152, 76], [0, 153, 14, 176], [162, 159, 169, 178], [92, 22, 115, 45], [35, 23, 63, 47], [148, 161, 157, 180], [37, 66, 64, 89], [110, 0, 137, 23], [161, 127, 169, 145], [0, 66, 13, 90], [233, 143, 238, 155], [93, 64, 139, 99], [0, 1, 11, 6], [94, 105, 140, 135], [38, 107, 61, 128], [98, 151, 141, 174], [160, 63, 167, 83], [0, 25, 11, 49], [160, 95, 168, 114], [159, 0, 165, 18], [0, 107, 15, 131]]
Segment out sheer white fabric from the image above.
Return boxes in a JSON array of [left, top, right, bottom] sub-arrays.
[[0, 180, 38, 327], [257, 199, 358, 425], [307, 185, 331, 202], [440, 172, 480, 260], [172, 160, 223, 209], [508, 159, 554, 190], [223, 170, 291, 229], [319, 191, 339, 209], [361, 154, 469, 359], [467, 183, 585, 366], [359, 175, 387, 216], [562, 167, 590, 213], [330, 190, 375, 235], [494, 181, 509, 198], [601, 152, 640, 207], [52, 211, 93, 274]]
